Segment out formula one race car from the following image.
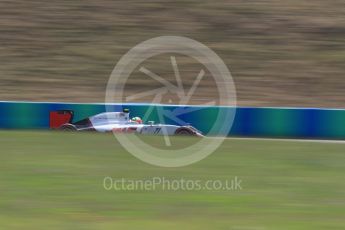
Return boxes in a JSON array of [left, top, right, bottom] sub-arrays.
[[49, 109, 203, 137]]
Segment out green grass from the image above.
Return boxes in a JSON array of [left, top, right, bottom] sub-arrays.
[[1, 131, 345, 229]]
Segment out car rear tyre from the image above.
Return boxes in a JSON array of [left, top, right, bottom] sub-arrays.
[[175, 128, 194, 136], [59, 124, 77, 131]]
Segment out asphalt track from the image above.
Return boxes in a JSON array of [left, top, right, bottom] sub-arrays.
[[212, 136, 345, 144]]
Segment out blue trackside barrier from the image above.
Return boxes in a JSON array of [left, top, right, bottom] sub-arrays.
[[0, 101, 345, 139]]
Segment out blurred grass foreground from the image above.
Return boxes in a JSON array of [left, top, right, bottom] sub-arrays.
[[0, 1, 345, 107], [1, 131, 344, 229]]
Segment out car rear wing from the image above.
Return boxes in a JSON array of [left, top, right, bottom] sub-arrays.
[[49, 110, 74, 129]]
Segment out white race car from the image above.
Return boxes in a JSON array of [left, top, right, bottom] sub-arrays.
[[49, 109, 203, 137]]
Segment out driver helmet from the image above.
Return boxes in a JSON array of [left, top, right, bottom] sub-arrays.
[[131, 116, 142, 124]]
